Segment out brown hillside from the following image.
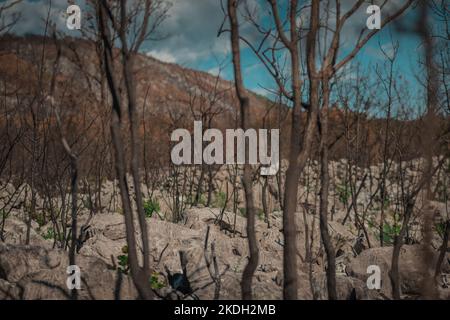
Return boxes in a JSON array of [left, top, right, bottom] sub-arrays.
[[0, 34, 447, 168]]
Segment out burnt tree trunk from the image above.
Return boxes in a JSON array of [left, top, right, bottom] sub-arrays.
[[228, 0, 259, 299], [318, 79, 337, 300]]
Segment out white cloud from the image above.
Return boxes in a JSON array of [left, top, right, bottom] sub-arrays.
[[252, 87, 271, 97], [146, 49, 177, 63], [143, 0, 230, 65], [207, 66, 221, 76], [4, 0, 79, 36]]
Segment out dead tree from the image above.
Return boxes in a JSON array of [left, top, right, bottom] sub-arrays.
[[0, 0, 21, 35], [98, 0, 168, 299], [389, 157, 446, 299], [183, 68, 227, 207], [417, 0, 442, 299], [387, 0, 446, 300], [311, 0, 414, 299], [47, 33, 79, 300], [375, 39, 399, 246], [223, 0, 412, 299], [203, 226, 229, 300], [226, 0, 259, 299]]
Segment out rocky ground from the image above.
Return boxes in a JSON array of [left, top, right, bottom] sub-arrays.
[[0, 158, 449, 300], [0, 204, 449, 300]]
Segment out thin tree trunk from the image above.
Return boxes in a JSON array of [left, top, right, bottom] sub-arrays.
[[98, 1, 154, 299], [228, 0, 259, 299], [435, 221, 450, 277], [389, 158, 445, 299], [280, 0, 320, 299], [66, 147, 78, 300], [194, 165, 205, 206], [318, 80, 337, 299], [262, 177, 270, 228], [206, 167, 213, 207], [389, 200, 413, 299], [122, 52, 152, 285], [418, 0, 439, 299]]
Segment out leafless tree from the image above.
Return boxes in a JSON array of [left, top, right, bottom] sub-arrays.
[[183, 67, 228, 207], [0, 0, 21, 35], [98, 0, 169, 299], [225, 0, 259, 299], [219, 0, 413, 299]]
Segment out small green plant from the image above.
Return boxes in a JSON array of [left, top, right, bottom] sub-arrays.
[[436, 222, 447, 238], [143, 198, 160, 218], [35, 212, 46, 227], [149, 272, 166, 289], [381, 223, 401, 245], [42, 228, 55, 240], [212, 191, 227, 208], [257, 208, 265, 220], [238, 207, 246, 217], [336, 183, 351, 205], [382, 196, 390, 210], [83, 198, 93, 211], [117, 245, 129, 274], [198, 194, 207, 206], [237, 207, 264, 219]]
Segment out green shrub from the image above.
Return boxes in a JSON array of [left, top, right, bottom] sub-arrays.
[[143, 198, 160, 218], [41, 227, 64, 242], [382, 196, 391, 210], [436, 222, 447, 238], [42, 228, 55, 240], [237, 207, 264, 220], [186, 194, 207, 206], [149, 272, 166, 289], [117, 245, 129, 274], [381, 223, 401, 245], [198, 194, 207, 206], [83, 198, 96, 212], [336, 183, 351, 205], [257, 208, 265, 220], [35, 212, 46, 227], [212, 191, 227, 208]]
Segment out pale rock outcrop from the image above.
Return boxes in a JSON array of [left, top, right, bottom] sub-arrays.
[[347, 245, 450, 299], [0, 244, 138, 300]]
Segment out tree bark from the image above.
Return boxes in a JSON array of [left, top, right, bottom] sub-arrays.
[[98, 1, 154, 299], [318, 79, 337, 300], [227, 0, 259, 300], [435, 221, 450, 277]]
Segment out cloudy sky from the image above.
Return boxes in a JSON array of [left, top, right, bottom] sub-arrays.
[[1, 0, 440, 109]]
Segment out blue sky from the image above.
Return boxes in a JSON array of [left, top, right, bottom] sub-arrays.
[[1, 0, 442, 112]]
